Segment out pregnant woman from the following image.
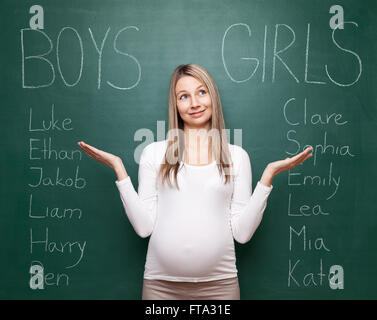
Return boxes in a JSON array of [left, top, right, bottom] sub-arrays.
[[78, 64, 312, 300]]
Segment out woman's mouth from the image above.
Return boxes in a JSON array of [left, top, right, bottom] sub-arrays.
[[189, 109, 205, 117]]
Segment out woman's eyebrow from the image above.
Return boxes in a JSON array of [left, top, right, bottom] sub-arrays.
[[176, 84, 205, 95]]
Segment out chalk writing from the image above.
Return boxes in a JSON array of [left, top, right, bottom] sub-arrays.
[[29, 194, 82, 220], [222, 22, 362, 85], [28, 166, 86, 189], [21, 26, 141, 90], [30, 227, 86, 269], [27, 104, 87, 289]]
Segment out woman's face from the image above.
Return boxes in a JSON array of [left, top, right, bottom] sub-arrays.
[[175, 76, 213, 130]]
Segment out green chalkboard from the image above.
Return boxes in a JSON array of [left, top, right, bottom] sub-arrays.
[[1, 0, 376, 299]]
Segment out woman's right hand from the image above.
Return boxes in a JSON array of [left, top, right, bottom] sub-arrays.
[[77, 141, 122, 170]]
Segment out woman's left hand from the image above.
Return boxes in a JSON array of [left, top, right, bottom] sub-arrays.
[[260, 147, 313, 187]]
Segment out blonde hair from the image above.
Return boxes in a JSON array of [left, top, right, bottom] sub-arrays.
[[158, 64, 233, 190]]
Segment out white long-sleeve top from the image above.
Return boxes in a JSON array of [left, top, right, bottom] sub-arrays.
[[115, 140, 273, 282]]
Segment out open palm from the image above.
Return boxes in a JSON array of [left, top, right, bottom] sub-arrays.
[[77, 141, 120, 169], [269, 147, 313, 176]]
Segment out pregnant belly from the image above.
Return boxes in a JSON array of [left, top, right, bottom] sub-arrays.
[[147, 220, 235, 278]]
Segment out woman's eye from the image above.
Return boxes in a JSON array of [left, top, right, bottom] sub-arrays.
[[179, 90, 206, 100]]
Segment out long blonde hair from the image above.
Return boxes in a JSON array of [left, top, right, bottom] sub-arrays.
[[158, 64, 233, 190]]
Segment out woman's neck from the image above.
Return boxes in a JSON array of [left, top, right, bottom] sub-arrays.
[[183, 125, 213, 165]]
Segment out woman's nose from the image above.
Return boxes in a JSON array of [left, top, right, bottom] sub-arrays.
[[191, 94, 199, 107]]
